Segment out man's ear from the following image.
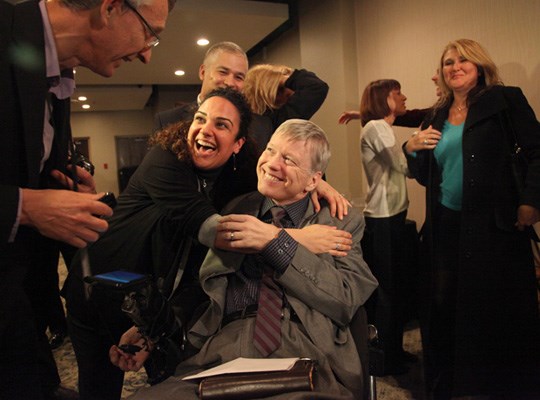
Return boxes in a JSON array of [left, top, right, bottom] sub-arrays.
[[305, 171, 322, 193], [100, 0, 121, 23], [198, 64, 206, 81]]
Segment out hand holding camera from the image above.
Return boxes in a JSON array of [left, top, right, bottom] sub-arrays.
[[110, 326, 151, 373], [85, 270, 184, 384]]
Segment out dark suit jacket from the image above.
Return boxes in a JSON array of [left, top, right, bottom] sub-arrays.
[[0, 2, 72, 396], [188, 192, 378, 395], [154, 101, 198, 131], [0, 0, 71, 245]]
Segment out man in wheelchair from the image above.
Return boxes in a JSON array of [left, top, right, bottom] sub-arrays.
[[110, 119, 378, 399]]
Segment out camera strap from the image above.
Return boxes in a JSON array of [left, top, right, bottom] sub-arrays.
[[165, 237, 193, 300], [68, 137, 80, 192]]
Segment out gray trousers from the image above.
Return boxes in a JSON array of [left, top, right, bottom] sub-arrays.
[[129, 315, 356, 399]]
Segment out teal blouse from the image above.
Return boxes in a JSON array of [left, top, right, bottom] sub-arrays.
[[434, 120, 464, 211]]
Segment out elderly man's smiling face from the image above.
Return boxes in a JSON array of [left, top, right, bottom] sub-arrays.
[[256, 131, 321, 205]]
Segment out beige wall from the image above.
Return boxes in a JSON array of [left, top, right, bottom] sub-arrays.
[[77, 0, 540, 226], [353, 0, 540, 224], [253, 0, 540, 225], [71, 110, 154, 195], [252, 0, 364, 205]]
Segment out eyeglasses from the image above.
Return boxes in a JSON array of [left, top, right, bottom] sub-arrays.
[[124, 0, 160, 50]]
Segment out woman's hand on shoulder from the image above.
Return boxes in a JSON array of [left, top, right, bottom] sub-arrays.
[[311, 180, 350, 220], [286, 224, 352, 257]]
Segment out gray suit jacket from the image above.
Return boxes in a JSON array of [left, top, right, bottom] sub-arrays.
[[188, 191, 378, 392]]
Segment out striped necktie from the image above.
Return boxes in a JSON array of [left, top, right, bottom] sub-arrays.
[[253, 207, 286, 356]]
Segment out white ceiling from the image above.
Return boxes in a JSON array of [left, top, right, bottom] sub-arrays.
[[72, 0, 289, 112]]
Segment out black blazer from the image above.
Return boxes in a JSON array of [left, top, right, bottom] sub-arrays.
[[408, 86, 540, 235], [0, 0, 71, 243], [153, 101, 198, 131]]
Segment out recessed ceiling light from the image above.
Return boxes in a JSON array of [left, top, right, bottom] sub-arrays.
[[82, 104, 90, 110], [174, 70, 185, 76], [197, 38, 209, 46], [78, 96, 87, 101]]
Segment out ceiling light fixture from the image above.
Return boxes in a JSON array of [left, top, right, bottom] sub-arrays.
[[82, 104, 90, 110], [197, 38, 209, 46], [78, 96, 88, 101], [174, 70, 185, 76]]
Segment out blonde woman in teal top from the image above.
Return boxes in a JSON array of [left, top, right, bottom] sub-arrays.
[[405, 39, 540, 399]]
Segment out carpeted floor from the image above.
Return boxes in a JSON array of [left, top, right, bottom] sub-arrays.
[[54, 258, 426, 399]]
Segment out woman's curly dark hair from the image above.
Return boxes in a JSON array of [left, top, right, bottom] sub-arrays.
[[148, 87, 252, 164], [148, 87, 259, 208], [148, 119, 192, 162], [205, 87, 252, 141]]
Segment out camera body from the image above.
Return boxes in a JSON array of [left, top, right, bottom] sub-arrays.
[[73, 152, 95, 176], [84, 271, 184, 384], [98, 192, 117, 209]]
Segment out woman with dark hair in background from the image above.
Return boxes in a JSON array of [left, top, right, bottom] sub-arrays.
[[338, 70, 442, 128], [405, 38, 540, 399], [358, 79, 424, 375]]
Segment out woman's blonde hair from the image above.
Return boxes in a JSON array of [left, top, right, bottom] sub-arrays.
[[435, 38, 503, 110], [243, 64, 293, 114]]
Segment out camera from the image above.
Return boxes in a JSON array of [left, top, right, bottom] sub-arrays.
[[73, 152, 95, 176], [98, 192, 117, 209], [84, 271, 184, 384]]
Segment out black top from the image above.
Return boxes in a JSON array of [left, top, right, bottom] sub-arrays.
[[65, 144, 257, 314], [250, 69, 329, 153]]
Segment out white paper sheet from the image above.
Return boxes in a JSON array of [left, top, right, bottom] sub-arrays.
[[182, 357, 300, 380]]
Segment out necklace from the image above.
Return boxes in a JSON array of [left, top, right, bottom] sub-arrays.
[[454, 103, 467, 112]]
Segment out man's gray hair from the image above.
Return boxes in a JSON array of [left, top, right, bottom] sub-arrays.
[[203, 41, 247, 66], [274, 119, 331, 173]]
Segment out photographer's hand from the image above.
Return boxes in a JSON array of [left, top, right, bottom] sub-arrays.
[[51, 165, 96, 193], [20, 188, 112, 248], [110, 326, 152, 372]]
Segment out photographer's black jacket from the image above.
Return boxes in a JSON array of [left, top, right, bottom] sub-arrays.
[[65, 144, 256, 314]]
